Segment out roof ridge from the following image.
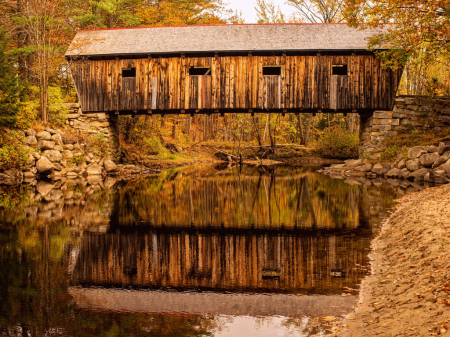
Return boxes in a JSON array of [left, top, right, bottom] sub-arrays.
[[78, 22, 350, 32]]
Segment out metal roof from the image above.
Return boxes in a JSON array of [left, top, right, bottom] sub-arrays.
[[65, 23, 385, 57]]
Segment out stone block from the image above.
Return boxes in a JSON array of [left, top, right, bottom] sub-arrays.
[[401, 119, 422, 127], [91, 121, 110, 127], [66, 113, 81, 119], [373, 111, 393, 119], [373, 118, 381, 125], [372, 124, 392, 131], [379, 119, 392, 125], [406, 104, 419, 111]]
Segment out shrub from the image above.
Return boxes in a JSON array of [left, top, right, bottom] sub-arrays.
[[0, 131, 34, 171], [86, 132, 109, 157], [47, 85, 69, 126], [15, 85, 69, 129], [313, 126, 359, 159], [61, 131, 86, 145]]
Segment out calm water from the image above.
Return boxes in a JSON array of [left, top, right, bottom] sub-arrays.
[[0, 165, 412, 336]]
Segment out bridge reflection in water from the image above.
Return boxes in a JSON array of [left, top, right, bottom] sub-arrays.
[[70, 167, 373, 318]]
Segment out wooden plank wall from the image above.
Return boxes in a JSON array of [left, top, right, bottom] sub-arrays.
[[73, 231, 369, 293], [70, 55, 403, 112]]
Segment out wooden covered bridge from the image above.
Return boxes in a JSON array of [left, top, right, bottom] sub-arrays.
[[66, 23, 403, 116]]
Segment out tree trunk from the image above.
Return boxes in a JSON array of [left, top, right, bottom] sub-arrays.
[[297, 113, 304, 145], [252, 116, 262, 146], [124, 116, 140, 143], [304, 113, 313, 146]]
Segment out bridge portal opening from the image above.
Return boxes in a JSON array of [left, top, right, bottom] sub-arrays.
[[263, 66, 281, 76], [332, 65, 348, 76], [189, 67, 211, 76]]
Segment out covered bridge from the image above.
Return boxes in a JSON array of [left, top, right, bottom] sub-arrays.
[[65, 23, 403, 115]]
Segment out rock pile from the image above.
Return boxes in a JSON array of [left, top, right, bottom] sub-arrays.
[[1, 128, 118, 185], [320, 142, 450, 184]]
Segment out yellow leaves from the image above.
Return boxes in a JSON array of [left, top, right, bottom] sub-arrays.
[[322, 316, 335, 321], [136, 0, 230, 28]]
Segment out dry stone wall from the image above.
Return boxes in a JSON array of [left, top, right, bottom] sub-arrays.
[[64, 103, 120, 157], [359, 96, 450, 155]]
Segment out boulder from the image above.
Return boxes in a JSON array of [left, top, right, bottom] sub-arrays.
[[23, 171, 35, 178], [53, 163, 62, 171], [406, 159, 420, 171], [37, 140, 55, 150], [66, 172, 78, 179], [42, 150, 62, 162], [432, 169, 448, 184], [36, 156, 54, 172], [424, 172, 431, 182], [408, 146, 427, 158], [51, 133, 62, 142], [24, 136, 37, 145], [409, 168, 429, 181], [54, 145, 64, 152], [344, 159, 362, 168], [427, 145, 439, 153], [48, 171, 62, 180], [25, 129, 36, 137], [36, 131, 51, 141], [385, 168, 400, 178], [45, 128, 58, 135], [443, 159, 450, 176], [419, 152, 440, 167], [438, 144, 450, 155], [32, 152, 41, 160], [104, 177, 116, 189], [355, 163, 373, 172], [64, 144, 74, 150], [63, 150, 73, 159], [399, 168, 410, 179], [87, 163, 102, 175], [433, 151, 450, 168], [45, 189, 63, 201], [104, 160, 117, 172], [397, 159, 406, 170], [27, 154, 35, 166], [36, 181, 54, 196]]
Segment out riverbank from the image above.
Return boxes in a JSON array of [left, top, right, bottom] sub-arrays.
[[337, 183, 450, 337], [318, 143, 450, 185]]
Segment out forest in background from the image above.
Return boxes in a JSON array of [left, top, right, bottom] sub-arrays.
[[0, 0, 448, 164]]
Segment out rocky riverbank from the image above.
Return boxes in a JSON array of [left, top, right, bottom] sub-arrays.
[[319, 142, 450, 185], [0, 127, 217, 185], [337, 183, 450, 337]]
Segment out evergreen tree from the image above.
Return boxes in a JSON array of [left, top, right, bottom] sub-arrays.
[[0, 29, 26, 126]]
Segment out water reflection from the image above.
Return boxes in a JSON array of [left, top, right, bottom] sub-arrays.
[[0, 165, 406, 336]]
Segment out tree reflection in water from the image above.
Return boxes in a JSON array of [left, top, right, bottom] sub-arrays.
[[0, 165, 400, 336]]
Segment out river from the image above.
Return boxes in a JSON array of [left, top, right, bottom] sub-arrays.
[[0, 165, 420, 336]]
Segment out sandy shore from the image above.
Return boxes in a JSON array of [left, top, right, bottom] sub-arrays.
[[338, 183, 450, 337]]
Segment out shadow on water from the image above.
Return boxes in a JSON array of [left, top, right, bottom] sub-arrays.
[[0, 165, 410, 336]]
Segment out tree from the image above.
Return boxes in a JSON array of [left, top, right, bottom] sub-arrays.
[[286, 0, 346, 23], [0, 29, 26, 126], [255, 0, 286, 23], [343, 0, 450, 70], [137, 0, 239, 27], [74, 0, 142, 29]]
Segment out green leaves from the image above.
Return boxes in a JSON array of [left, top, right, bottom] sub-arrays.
[[0, 30, 27, 127]]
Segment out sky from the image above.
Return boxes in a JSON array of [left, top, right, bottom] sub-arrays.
[[225, 0, 295, 23]]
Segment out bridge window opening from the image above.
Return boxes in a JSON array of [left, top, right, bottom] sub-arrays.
[[263, 66, 281, 76], [122, 68, 136, 78], [189, 67, 211, 76], [332, 65, 347, 76]]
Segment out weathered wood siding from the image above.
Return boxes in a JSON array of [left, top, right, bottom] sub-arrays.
[[70, 54, 403, 112]]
